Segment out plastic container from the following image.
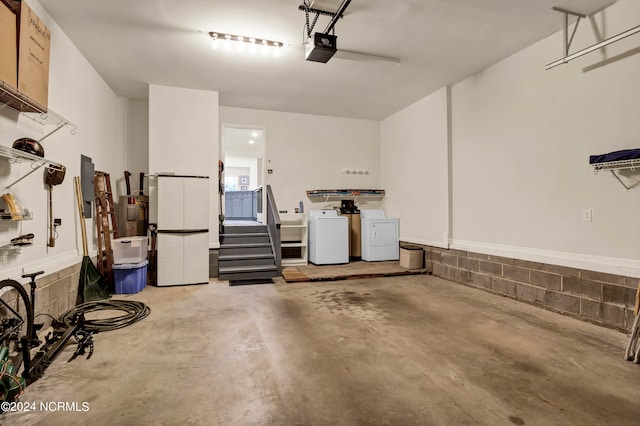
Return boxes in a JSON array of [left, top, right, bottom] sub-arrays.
[[113, 260, 147, 294], [112, 236, 148, 264]]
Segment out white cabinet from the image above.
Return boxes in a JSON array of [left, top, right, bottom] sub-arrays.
[[157, 175, 209, 230], [156, 175, 210, 286], [157, 232, 209, 286], [280, 213, 308, 266]]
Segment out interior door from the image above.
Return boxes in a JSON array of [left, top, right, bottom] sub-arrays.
[[184, 177, 209, 229], [183, 232, 210, 284], [157, 176, 184, 230], [156, 233, 183, 286]]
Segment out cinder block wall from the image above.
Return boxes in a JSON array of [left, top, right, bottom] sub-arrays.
[[419, 245, 637, 332], [34, 263, 81, 325], [0, 262, 80, 329]]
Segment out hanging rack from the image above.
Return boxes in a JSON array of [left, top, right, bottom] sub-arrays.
[[546, 7, 640, 70], [591, 158, 640, 190], [0, 81, 77, 138]]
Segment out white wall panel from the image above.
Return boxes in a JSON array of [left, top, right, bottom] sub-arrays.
[[149, 85, 219, 247], [380, 88, 449, 247]]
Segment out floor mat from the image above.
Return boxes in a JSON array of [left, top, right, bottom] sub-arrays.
[[229, 278, 274, 286]]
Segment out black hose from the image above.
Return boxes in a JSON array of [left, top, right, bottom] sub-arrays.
[[60, 300, 150, 333]]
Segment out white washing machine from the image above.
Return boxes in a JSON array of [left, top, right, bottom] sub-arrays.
[[308, 210, 349, 265], [361, 210, 399, 261]]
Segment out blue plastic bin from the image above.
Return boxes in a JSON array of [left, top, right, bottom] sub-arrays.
[[113, 260, 148, 294]]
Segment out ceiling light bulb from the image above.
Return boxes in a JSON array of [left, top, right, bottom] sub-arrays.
[[251, 131, 258, 138], [249, 38, 256, 54], [262, 40, 268, 55], [237, 36, 245, 52], [211, 34, 219, 49], [273, 42, 281, 57], [224, 34, 232, 51], [249, 140, 255, 145]]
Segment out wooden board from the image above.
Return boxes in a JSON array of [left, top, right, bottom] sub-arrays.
[[282, 267, 309, 283]]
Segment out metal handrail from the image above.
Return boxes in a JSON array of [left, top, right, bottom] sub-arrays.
[[266, 185, 282, 275]]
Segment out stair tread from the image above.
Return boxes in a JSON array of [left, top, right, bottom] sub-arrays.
[[221, 233, 269, 238], [219, 253, 274, 260], [219, 265, 277, 273], [221, 242, 271, 248]]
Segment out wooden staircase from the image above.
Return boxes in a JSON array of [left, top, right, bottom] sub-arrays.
[[218, 224, 278, 282]]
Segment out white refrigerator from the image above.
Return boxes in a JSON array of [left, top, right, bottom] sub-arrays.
[[155, 175, 210, 286]]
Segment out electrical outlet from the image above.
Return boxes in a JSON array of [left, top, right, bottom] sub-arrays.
[[583, 209, 592, 222]]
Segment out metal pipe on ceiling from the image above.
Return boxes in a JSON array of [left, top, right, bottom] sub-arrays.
[[324, 0, 352, 34]]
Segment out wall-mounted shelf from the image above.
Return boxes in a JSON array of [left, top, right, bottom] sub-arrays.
[[0, 81, 77, 138], [307, 189, 385, 204], [590, 150, 640, 190], [591, 158, 640, 173], [0, 144, 64, 190], [0, 210, 32, 221]]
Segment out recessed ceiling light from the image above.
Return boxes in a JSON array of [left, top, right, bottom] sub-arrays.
[[249, 140, 255, 144], [251, 132, 259, 138]]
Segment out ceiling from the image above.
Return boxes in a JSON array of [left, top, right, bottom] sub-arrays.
[[39, 0, 616, 120], [224, 127, 265, 160]]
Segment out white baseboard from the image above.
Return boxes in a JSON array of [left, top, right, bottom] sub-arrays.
[[400, 237, 449, 250], [450, 239, 640, 279]]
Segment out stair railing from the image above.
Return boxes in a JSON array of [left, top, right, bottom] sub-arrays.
[[266, 185, 282, 275]]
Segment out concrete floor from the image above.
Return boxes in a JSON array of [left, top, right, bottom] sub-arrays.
[[4, 274, 640, 425]]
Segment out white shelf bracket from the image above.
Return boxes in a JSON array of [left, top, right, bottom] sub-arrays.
[[547, 6, 640, 70], [553, 7, 585, 59]]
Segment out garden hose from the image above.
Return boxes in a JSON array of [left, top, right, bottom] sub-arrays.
[[60, 300, 150, 333]]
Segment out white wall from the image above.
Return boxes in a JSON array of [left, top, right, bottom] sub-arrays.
[[380, 87, 449, 247], [148, 84, 219, 247], [450, 0, 640, 275], [0, 0, 124, 280], [116, 98, 149, 197], [220, 106, 380, 213]]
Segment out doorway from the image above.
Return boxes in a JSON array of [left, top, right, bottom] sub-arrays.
[[221, 125, 267, 224]]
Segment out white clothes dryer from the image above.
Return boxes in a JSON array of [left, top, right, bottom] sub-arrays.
[[360, 210, 399, 261]]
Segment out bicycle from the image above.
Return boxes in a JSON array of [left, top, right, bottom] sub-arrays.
[[0, 271, 42, 403]]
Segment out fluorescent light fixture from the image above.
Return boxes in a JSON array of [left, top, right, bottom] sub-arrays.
[[208, 32, 283, 57]]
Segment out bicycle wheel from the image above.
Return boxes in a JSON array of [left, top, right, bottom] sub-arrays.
[[0, 279, 34, 353]]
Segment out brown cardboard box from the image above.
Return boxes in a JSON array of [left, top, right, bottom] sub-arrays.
[[400, 245, 424, 269], [0, 1, 18, 88], [18, 1, 50, 109]]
